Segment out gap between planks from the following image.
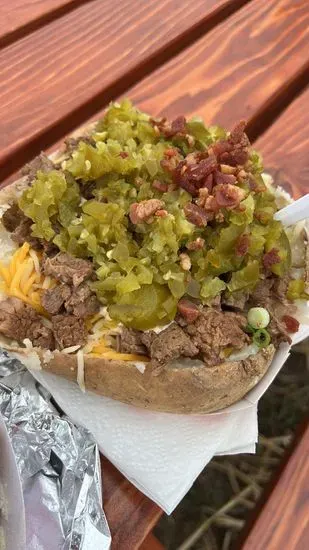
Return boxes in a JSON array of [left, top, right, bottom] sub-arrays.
[[0, 0, 97, 51], [0, 0, 252, 181]]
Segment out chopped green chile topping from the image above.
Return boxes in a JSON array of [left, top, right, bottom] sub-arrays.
[[17, 100, 296, 329]]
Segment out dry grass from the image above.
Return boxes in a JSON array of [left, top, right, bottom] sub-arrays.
[[156, 342, 309, 550]]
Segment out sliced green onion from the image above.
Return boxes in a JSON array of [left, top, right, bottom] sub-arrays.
[[253, 329, 271, 348], [248, 307, 270, 329], [245, 324, 255, 335]]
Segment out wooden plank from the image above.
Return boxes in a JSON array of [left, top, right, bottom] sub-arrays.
[[140, 533, 165, 550], [255, 86, 309, 199], [0, 0, 87, 47], [0, 0, 248, 180], [127, 0, 309, 132], [101, 458, 162, 550], [240, 421, 309, 550]]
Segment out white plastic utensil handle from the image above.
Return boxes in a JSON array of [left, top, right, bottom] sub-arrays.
[[274, 194, 309, 226]]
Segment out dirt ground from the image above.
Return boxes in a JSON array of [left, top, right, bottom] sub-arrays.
[[155, 342, 309, 550]]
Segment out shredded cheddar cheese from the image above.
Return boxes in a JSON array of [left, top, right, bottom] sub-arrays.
[[0, 242, 52, 314], [90, 339, 149, 362], [0, 244, 150, 362]]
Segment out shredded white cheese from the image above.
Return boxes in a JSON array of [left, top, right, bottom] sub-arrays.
[[42, 276, 51, 290], [77, 350, 86, 393], [62, 344, 81, 354], [23, 338, 33, 349], [29, 250, 41, 275], [146, 322, 173, 334], [229, 344, 259, 362], [42, 350, 54, 364]]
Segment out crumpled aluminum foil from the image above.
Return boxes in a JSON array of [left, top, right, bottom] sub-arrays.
[[0, 349, 111, 550]]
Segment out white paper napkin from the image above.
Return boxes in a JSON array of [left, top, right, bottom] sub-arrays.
[[27, 327, 308, 515]]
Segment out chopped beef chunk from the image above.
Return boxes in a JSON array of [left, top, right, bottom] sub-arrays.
[[21, 153, 54, 181], [268, 316, 292, 347], [52, 315, 87, 350], [120, 328, 147, 355], [41, 284, 71, 315], [2, 203, 25, 233], [250, 278, 273, 306], [0, 297, 54, 349], [272, 274, 290, 302], [184, 308, 249, 366], [43, 252, 94, 287], [64, 283, 100, 318], [2, 204, 59, 253], [141, 323, 199, 372], [212, 121, 250, 167], [2, 203, 41, 249], [42, 240, 59, 257], [129, 199, 164, 224], [11, 217, 42, 249], [177, 299, 200, 323], [64, 135, 96, 154]]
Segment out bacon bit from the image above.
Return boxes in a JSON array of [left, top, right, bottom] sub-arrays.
[[187, 134, 195, 147], [215, 211, 225, 223], [164, 148, 178, 158], [212, 120, 250, 167], [152, 180, 168, 192], [236, 234, 250, 257], [214, 170, 237, 186], [220, 164, 236, 175], [129, 199, 164, 224], [174, 155, 217, 196], [119, 151, 128, 158], [186, 155, 217, 182], [168, 115, 187, 136], [197, 187, 209, 208], [263, 248, 281, 269], [202, 173, 214, 192], [204, 195, 220, 212], [187, 237, 205, 250], [167, 183, 177, 192], [248, 175, 266, 193], [177, 299, 200, 323], [155, 209, 168, 217], [153, 115, 187, 138], [184, 203, 211, 227], [179, 253, 191, 271], [281, 315, 299, 333], [214, 184, 245, 208]]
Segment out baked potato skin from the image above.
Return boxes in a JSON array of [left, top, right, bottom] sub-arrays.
[[7, 345, 275, 414], [0, 143, 276, 414]]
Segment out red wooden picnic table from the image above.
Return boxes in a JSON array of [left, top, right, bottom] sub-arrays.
[[0, 1, 308, 548]]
